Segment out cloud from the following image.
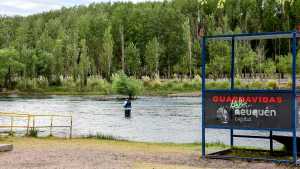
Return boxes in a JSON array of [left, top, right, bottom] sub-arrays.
[[0, 0, 156, 16]]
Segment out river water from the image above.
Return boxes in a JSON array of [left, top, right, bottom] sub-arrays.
[[0, 95, 289, 148]]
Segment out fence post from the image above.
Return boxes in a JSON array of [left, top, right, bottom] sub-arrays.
[[69, 116, 72, 139], [10, 116, 13, 135], [50, 116, 53, 136], [26, 115, 30, 135], [32, 116, 35, 131]]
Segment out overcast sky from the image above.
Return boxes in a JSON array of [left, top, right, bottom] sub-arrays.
[[0, 0, 153, 16]]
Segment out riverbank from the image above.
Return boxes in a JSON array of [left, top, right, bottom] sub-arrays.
[[0, 137, 290, 169], [0, 90, 201, 97]]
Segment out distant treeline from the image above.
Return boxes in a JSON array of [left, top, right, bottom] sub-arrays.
[[0, 0, 300, 89]]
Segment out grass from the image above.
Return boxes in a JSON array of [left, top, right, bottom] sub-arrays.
[[2, 135, 290, 160], [0, 135, 228, 154], [26, 128, 38, 137], [84, 133, 125, 141]]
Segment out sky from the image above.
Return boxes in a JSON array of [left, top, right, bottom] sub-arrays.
[[0, 0, 153, 16]]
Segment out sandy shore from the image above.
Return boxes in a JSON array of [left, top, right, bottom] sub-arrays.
[[0, 137, 293, 169]]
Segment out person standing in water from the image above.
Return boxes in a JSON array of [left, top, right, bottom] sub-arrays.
[[123, 95, 132, 118]]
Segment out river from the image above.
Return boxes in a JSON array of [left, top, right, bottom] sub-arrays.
[[0, 95, 289, 148]]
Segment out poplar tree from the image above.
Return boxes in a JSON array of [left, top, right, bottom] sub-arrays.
[[79, 39, 90, 88], [102, 25, 114, 79], [145, 37, 160, 77], [125, 42, 140, 77]]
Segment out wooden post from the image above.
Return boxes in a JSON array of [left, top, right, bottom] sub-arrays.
[[69, 116, 72, 139], [50, 116, 53, 136]]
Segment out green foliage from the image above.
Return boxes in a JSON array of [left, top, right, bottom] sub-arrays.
[[78, 39, 90, 89], [27, 128, 38, 137], [101, 25, 114, 79], [112, 71, 143, 97], [206, 81, 230, 89], [276, 55, 291, 75], [207, 41, 230, 79], [0, 48, 24, 88], [1, 0, 300, 93], [145, 37, 160, 77], [266, 80, 278, 89], [86, 77, 111, 94], [263, 59, 276, 77], [125, 42, 141, 77], [95, 133, 121, 141]]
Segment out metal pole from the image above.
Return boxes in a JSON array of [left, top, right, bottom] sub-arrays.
[[201, 37, 206, 159], [230, 37, 235, 147], [10, 116, 13, 135], [26, 115, 30, 135], [32, 116, 35, 131], [292, 31, 298, 163], [69, 116, 73, 139], [269, 130, 273, 153], [50, 116, 53, 136]]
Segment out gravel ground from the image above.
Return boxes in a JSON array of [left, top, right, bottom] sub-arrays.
[[0, 137, 297, 169]]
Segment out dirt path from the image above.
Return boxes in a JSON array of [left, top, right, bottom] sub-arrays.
[[0, 137, 296, 169]]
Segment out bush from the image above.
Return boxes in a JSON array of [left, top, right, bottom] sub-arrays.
[[87, 77, 111, 94], [61, 78, 77, 90], [96, 133, 120, 140], [16, 78, 37, 91], [266, 80, 278, 89], [27, 128, 38, 137], [141, 76, 151, 87], [249, 81, 264, 89], [207, 80, 229, 89], [149, 79, 161, 88], [36, 77, 49, 89], [112, 71, 143, 97]]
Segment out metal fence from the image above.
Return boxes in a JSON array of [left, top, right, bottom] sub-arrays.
[[0, 112, 72, 138]]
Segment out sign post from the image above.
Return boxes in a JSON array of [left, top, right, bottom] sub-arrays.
[[201, 31, 298, 163]]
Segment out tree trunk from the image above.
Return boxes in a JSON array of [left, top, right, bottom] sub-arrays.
[[120, 25, 125, 72]]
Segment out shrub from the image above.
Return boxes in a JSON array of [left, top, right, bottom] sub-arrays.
[[149, 79, 161, 88], [112, 71, 143, 97], [194, 74, 201, 82], [36, 77, 49, 89], [16, 78, 37, 91], [141, 76, 151, 87], [96, 133, 119, 140], [249, 81, 264, 89], [266, 80, 278, 89], [207, 80, 229, 89], [27, 128, 38, 137], [62, 78, 77, 89], [87, 77, 111, 94]]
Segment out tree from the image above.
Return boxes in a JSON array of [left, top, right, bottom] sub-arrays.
[[276, 55, 291, 78], [101, 25, 114, 79], [145, 37, 160, 78], [0, 48, 24, 88], [207, 41, 230, 79], [263, 59, 276, 77], [125, 42, 141, 76], [20, 47, 37, 78], [36, 51, 55, 83], [182, 17, 193, 77], [120, 25, 125, 72], [79, 39, 90, 88]]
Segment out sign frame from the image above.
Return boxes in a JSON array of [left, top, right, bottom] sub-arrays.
[[201, 31, 298, 163]]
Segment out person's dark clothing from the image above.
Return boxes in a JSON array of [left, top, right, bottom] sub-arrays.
[[123, 99, 132, 118]]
